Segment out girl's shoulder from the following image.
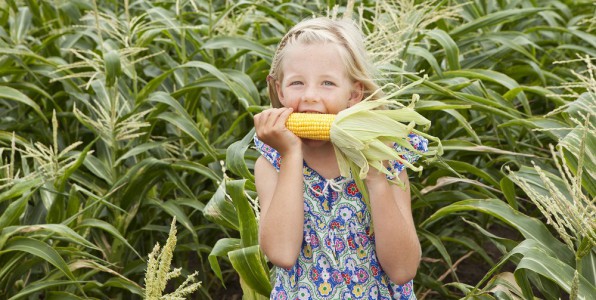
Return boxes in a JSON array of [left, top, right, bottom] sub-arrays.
[[254, 135, 281, 171]]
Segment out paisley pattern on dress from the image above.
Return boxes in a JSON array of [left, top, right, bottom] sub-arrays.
[[255, 133, 428, 299]]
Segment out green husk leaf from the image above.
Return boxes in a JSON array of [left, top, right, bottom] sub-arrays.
[[329, 97, 441, 185]]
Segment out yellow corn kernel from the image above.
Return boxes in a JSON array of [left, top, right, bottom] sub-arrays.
[[285, 113, 336, 141]]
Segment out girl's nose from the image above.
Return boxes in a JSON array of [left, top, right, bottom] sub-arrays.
[[301, 85, 321, 103]]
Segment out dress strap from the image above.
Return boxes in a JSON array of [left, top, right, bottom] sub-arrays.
[[387, 133, 429, 177], [253, 135, 281, 171]]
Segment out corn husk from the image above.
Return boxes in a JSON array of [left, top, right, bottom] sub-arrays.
[[329, 97, 441, 184], [314, 95, 443, 213]]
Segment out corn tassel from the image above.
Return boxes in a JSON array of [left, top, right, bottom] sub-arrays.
[[286, 113, 335, 141]]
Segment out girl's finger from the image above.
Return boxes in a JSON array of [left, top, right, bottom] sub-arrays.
[[274, 107, 293, 128], [263, 108, 282, 129]]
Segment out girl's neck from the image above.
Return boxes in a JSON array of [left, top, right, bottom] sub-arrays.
[[302, 140, 341, 180]]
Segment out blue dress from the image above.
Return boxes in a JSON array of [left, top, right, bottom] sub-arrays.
[[255, 133, 428, 299]]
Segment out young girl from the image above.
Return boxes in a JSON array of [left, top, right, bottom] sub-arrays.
[[253, 17, 427, 299]]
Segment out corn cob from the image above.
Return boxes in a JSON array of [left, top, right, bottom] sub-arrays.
[[286, 113, 336, 141]]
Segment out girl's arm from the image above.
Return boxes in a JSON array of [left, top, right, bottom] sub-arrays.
[[254, 108, 305, 269], [366, 170, 421, 285]]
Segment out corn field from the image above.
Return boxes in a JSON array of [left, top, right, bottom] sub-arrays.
[[0, 0, 594, 299]]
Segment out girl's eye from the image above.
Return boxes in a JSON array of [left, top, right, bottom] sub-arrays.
[[322, 81, 335, 86], [289, 81, 303, 86]]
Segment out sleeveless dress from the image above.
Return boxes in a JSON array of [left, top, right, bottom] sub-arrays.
[[255, 133, 428, 300]]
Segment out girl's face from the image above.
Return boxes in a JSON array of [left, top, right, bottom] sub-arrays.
[[276, 42, 363, 114]]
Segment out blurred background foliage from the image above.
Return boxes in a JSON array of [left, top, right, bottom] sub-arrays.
[[0, 0, 594, 299]]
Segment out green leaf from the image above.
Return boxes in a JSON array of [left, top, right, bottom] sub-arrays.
[[103, 50, 121, 87], [57, 137, 98, 190], [443, 69, 530, 115], [184, 61, 259, 106], [115, 158, 171, 210], [440, 140, 533, 157], [77, 219, 143, 260], [511, 240, 596, 297], [0, 86, 47, 122], [442, 109, 480, 143], [425, 29, 460, 71], [581, 250, 596, 286], [406, 45, 443, 77], [0, 193, 31, 233], [148, 198, 197, 240], [226, 128, 256, 180], [157, 111, 218, 161], [202, 36, 274, 63], [445, 160, 500, 187], [0, 224, 98, 251], [499, 176, 517, 210], [82, 154, 113, 185], [421, 199, 573, 264], [228, 245, 272, 297], [204, 179, 240, 230], [172, 160, 222, 183], [500, 117, 570, 140], [102, 277, 144, 296], [450, 8, 543, 37], [45, 291, 88, 300], [0, 237, 76, 281], [208, 238, 242, 284], [7, 280, 88, 300], [227, 179, 258, 247], [418, 230, 455, 279], [114, 141, 168, 166]]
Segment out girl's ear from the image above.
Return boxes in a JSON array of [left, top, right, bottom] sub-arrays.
[[348, 81, 364, 107]]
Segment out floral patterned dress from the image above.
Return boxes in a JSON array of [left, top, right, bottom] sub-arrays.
[[255, 133, 428, 300]]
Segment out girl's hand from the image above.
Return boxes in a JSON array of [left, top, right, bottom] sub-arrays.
[[254, 108, 302, 157], [365, 165, 389, 188]]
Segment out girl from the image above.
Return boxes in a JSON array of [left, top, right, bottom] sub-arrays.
[[253, 17, 427, 299]]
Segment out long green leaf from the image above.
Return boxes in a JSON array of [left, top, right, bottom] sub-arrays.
[[443, 69, 530, 115], [226, 128, 256, 180], [0, 224, 98, 251], [208, 238, 242, 284], [77, 219, 142, 260], [510, 240, 595, 298], [440, 140, 534, 156], [148, 198, 197, 240], [406, 45, 443, 77], [227, 179, 258, 247], [202, 36, 274, 63], [228, 245, 272, 297], [8, 280, 88, 300], [425, 29, 460, 71], [0, 237, 76, 281], [421, 199, 573, 264], [0, 86, 47, 122], [0, 193, 31, 232], [157, 111, 218, 161], [171, 160, 222, 183], [204, 180, 240, 230], [450, 8, 543, 37]]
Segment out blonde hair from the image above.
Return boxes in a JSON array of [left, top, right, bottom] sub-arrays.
[[267, 17, 380, 108]]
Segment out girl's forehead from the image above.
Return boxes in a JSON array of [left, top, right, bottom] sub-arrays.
[[283, 42, 344, 64], [281, 42, 348, 75]]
